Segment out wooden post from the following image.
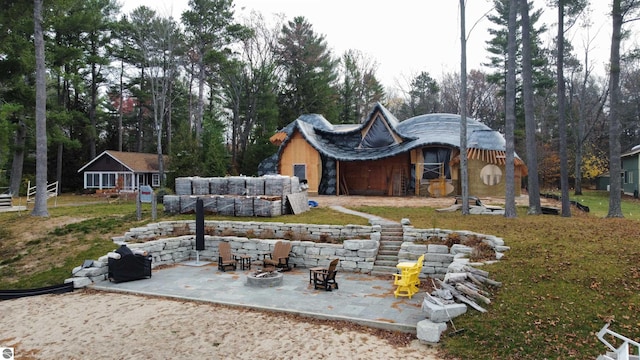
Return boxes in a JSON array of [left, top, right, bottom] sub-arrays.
[[136, 190, 141, 220], [151, 194, 157, 221]]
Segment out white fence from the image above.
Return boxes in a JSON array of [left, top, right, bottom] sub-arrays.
[[597, 323, 640, 360], [26, 180, 58, 207]]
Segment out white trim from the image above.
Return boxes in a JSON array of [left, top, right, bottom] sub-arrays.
[[84, 171, 138, 191], [77, 150, 135, 173]]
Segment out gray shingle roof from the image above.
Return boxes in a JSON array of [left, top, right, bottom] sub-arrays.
[[278, 103, 510, 161]]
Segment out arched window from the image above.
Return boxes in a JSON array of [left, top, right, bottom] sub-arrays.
[[480, 164, 502, 186]]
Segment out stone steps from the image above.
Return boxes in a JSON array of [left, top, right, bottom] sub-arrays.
[[374, 259, 399, 267], [378, 249, 399, 256], [375, 254, 398, 261], [371, 266, 399, 277], [373, 222, 404, 276]]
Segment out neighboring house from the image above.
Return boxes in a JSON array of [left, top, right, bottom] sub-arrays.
[[77, 150, 168, 192], [622, 145, 640, 196], [259, 103, 527, 197]]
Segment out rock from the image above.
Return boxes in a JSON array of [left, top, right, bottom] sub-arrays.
[[421, 298, 467, 322], [417, 319, 448, 344], [400, 218, 411, 225], [64, 277, 92, 289]]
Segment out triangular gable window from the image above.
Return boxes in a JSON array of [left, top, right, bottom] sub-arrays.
[[359, 114, 397, 148]]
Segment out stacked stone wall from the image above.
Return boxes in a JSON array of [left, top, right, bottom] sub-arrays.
[[66, 221, 507, 288], [166, 175, 307, 216], [400, 226, 509, 279]]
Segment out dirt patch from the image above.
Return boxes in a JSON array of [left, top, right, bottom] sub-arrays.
[[309, 194, 558, 209]]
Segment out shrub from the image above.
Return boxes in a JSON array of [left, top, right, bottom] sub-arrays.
[[319, 233, 331, 243], [444, 232, 461, 247], [204, 226, 217, 235], [469, 241, 495, 262], [259, 228, 276, 239], [221, 228, 235, 237], [172, 223, 191, 236]]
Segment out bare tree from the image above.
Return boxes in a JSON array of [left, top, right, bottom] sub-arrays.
[[569, 16, 608, 196], [32, 0, 48, 217], [521, 0, 542, 215], [146, 16, 182, 187], [504, 0, 518, 218], [459, 0, 469, 215], [607, 0, 640, 218]]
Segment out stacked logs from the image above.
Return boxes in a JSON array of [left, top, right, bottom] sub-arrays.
[[433, 265, 502, 313]]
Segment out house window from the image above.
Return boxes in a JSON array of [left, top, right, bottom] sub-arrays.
[[152, 173, 160, 187], [102, 173, 116, 188], [293, 164, 307, 181], [422, 148, 451, 180], [86, 173, 100, 188], [480, 164, 502, 186], [625, 171, 633, 184]]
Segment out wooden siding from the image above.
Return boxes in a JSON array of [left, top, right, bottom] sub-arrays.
[[278, 131, 321, 193], [339, 154, 410, 196], [83, 154, 132, 172]]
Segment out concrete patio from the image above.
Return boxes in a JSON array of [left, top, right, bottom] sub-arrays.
[[91, 262, 427, 333]]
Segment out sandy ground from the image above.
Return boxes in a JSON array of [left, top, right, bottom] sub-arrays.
[[1, 195, 539, 359], [0, 291, 443, 360]]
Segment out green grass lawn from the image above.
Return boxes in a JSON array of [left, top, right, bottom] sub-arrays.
[[353, 192, 640, 359], [1, 191, 639, 359]]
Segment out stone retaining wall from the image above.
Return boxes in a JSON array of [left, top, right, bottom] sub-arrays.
[[101, 235, 379, 274], [400, 226, 509, 279], [112, 220, 377, 243], [106, 220, 380, 272], [66, 220, 508, 288]]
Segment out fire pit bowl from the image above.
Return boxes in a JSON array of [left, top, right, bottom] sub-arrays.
[[245, 270, 283, 287]]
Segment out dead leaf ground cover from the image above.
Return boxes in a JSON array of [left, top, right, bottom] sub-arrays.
[[1, 191, 639, 359], [352, 196, 640, 359]]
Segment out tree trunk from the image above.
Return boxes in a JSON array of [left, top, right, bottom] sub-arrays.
[[504, 0, 518, 218], [32, 0, 48, 217], [136, 66, 145, 153], [89, 44, 98, 160], [9, 120, 25, 197], [557, 1, 571, 217], [607, 0, 624, 218], [459, 0, 469, 215], [166, 80, 173, 155], [521, 0, 542, 215], [196, 57, 205, 142], [118, 58, 124, 152], [56, 143, 62, 194]]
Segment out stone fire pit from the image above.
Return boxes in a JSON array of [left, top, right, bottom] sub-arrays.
[[245, 270, 283, 287]]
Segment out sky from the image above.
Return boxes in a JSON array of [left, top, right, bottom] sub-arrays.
[[119, 0, 617, 90]]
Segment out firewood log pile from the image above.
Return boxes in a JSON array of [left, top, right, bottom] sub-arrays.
[[430, 265, 502, 313]]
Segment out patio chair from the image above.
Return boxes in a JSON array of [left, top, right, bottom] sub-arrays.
[[218, 242, 237, 272], [393, 266, 420, 298], [414, 253, 425, 286], [312, 258, 339, 291], [262, 241, 291, 271]]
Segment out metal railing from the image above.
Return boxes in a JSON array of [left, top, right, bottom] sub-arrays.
[[597, 322, 640, 360]]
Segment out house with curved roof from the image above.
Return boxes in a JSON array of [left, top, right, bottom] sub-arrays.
[[259, 103, 527, 197]]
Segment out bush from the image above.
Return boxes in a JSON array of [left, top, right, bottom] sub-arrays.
[[155, 187, 173, 204]]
